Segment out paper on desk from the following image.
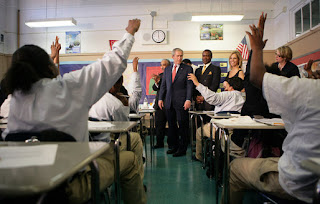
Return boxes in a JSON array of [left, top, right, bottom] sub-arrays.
[[218, 116, 256, 124], [253, 118, 284, 126], [0, 144, 58, 168], [202, 111, 216, 114], [88, 121, 115, 130]]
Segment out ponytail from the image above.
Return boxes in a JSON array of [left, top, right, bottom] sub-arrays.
[[3, 44, 56, 94], [4, 61, 41, 94]]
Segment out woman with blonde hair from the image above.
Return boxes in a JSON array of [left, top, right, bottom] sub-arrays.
[[274, 46, 300, 78], [226, 50, 245, 80]]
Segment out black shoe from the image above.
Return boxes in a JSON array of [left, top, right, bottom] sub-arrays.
[[173, 151, 186, 157], [154, 144, 164, 149], [192, 155, 201, 162], [167, 148, 177, 154]]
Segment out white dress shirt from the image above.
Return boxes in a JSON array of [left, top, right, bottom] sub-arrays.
[[196, 83, 244, 113], [127, 72, 142, 113], [2, 32, 135, 141], [89, 71, 141, 120], [0, 95, 11, 118], [263, 73, 320, 203]]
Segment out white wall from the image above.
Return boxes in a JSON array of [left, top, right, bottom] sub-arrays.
[[5, 0, 305, 55], [272, 0, 305, 48]]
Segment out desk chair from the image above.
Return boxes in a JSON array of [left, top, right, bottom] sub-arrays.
[[4, 129, 106, 204], [5, 129, 76, 142]]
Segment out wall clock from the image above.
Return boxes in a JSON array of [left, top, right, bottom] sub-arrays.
[[152, 30, 166, 43]]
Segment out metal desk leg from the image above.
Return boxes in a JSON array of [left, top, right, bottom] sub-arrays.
[[215, 127, 221, 204], [208, 119, 213, 178], [140, 119, 147, 163], [222, 129, 230, 204], [149, 113, 154, 162], [189, 113, 195, 160], [89, 160, 100, 204], [114, 137, 121, 204], [126, 131, 131, 151], [197, 115, 204, 168]]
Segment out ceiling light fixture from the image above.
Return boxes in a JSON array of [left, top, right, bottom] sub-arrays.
[[191, 15, 244, 22], [25, 18, 77, 28]]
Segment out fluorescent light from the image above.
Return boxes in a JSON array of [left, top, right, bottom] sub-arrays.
[[191, 15, 244, 22], [25, 18, 77, 28]]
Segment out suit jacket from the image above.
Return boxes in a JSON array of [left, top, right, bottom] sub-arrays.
[[152, 73, 164, 110], [194, 63, 221, 111], [159, 63, 193, 110]]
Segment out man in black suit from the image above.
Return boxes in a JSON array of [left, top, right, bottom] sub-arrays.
[[194, 49, 221, 120], [158, 48, 193, 157], [152, 59, 171, 148]]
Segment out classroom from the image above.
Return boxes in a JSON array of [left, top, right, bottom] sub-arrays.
[[0, 0, 319, 204]]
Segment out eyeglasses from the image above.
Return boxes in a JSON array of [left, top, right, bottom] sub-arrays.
[[275, 53, 283, 58]]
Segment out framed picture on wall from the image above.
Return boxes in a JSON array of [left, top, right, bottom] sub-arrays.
[[200, 24, 223, 40], [66, 31, 81, 54]]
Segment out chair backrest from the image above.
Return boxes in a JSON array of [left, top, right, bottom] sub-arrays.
[[5, 129, 76, 142]]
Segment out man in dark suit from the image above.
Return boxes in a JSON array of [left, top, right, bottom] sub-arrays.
[[158, 48, 193, 157], [194, 49, 221, 120], [152, 59, 171, 148]]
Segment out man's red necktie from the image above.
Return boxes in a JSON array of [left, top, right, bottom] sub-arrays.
[[172, 65, 177, 82]]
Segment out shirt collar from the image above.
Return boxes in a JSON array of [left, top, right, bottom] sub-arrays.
[[203, 62, 211, 67]]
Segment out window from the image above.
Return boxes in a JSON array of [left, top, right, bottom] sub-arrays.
[[295, 10, 302, 36], [294, 0, 320, 37], [303, 4, 311, 31], [312, 0, 320, 27]]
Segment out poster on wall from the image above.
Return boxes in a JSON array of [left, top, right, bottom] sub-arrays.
[[200, 24, 223, 40], [109, 40, 118, 50], [66, 31, 81, 53]]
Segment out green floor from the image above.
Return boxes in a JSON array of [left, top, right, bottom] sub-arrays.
[[143, 138, 218, 204]]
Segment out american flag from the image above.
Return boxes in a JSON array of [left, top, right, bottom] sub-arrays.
[[236, 36, 249, 60]]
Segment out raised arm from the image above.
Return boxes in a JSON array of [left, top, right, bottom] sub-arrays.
[[128, 57, 142, 113], [63, 19, 141, 107], [246, 12, 268, 89], [54, 36, 61, 73]]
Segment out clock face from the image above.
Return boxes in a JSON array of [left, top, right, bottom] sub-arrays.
[[152, 30, 166, 43]]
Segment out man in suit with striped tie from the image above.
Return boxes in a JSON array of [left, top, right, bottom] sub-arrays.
[[158, 48, 193, 157]]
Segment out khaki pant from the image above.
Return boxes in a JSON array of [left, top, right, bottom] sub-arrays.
[[195, 123, 212, 161], [227, 157, 293, 204], [117, 132, 144, 182], [65, 146, 146, 204]]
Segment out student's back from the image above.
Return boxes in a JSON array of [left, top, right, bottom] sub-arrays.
[[2, 33, 134, 141]]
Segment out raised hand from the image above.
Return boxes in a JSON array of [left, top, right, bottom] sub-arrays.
[[132, 57, 139, 72], [247, 12, 268, 89], [50, 41, 57, 60], [126, 19, 141, 36], [55, 36, 61, 52], [303, 59, 314, 78], [187, 73, 199, 86], [152, 74, 160, 84], [246, 12, 268, 50]]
